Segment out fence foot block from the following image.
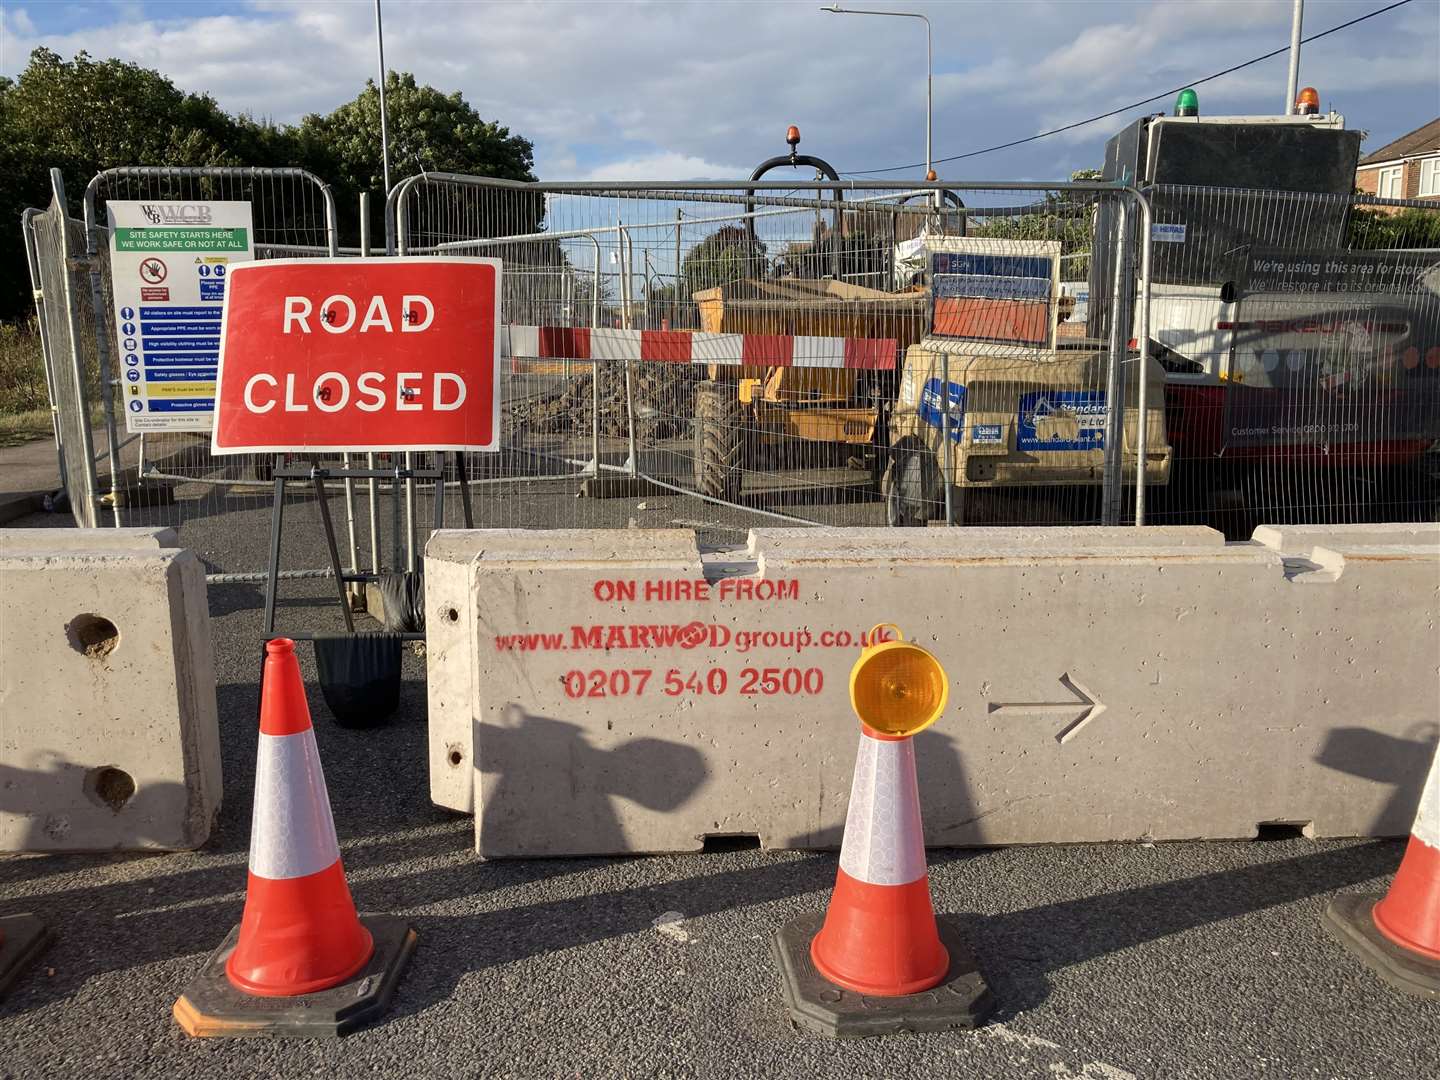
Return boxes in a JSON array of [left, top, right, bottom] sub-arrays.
[[578, 476, 668, 500]]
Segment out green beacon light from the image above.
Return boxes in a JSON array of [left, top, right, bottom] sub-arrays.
[[1174, 88, 1199, 118]]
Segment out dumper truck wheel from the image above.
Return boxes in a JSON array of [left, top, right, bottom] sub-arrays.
[[883, 440, 938, 527], [694, 381, 745, 502]]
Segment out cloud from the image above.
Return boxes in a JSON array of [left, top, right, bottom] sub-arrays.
[[6, 7, 36, 36], [580, 152, 750, 183], [1, 0, 1433, 188]]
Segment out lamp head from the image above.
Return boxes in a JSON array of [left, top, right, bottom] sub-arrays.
[[849, 624, 948, 738]]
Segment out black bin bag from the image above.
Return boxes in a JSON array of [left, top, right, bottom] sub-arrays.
[[312, 633, 403, 728]]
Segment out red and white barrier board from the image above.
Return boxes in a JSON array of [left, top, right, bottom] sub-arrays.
[[503, 326, 898, 370], [212, 257, 501, 454]]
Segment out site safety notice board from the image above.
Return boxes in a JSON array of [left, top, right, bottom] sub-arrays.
[[108, 200, 255, 433], [211, 256, 502, 454]]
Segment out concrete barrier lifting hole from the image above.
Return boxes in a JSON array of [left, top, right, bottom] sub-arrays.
[[66, 613, 120, 659], [84, 766, 136, 812]]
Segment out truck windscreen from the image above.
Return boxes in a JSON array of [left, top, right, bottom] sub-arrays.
[[1146, 126, 1363, 288], [1150, 124, 1361, 194]]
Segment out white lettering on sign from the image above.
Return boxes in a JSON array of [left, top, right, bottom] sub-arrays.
[[283, 297, 312, 334], [357, 372, 385, 412], [403, 295, 434, 332], [244, 373, 277, 413], [396, 372, 422, 411], [239, 370, 466, 415], [282, 294, 435, 334], [313, 372, 349, 412], [284, 373, 308, 412], [434, 373, 466, 411], [320, 295, 357, 333], [360, 295, 393, 333]]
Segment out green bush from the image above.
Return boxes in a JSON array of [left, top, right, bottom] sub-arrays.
[[0, 320, 49, 415]]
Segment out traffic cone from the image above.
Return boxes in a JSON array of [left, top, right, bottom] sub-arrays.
[[1324, 744, 1440, 999], [773, 625, 993, 1037], [808, 724, 949, 996], [173, 639, 417, 1036], [0, 915, 52, 1001]]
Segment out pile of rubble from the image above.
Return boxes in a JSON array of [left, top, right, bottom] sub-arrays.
[[509, 362, 702, 440]]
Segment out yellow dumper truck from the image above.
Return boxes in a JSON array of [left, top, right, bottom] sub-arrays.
[[690, 278, 927, 501]]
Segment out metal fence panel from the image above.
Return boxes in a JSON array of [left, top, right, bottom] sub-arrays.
[[30, 166, 1430, 565], [29, 177, 101, 527], [1135, 185, 1440, 534], [79, 167, 353, 577], [388, 176, 1146, 545], [21, 206, 72, 503]]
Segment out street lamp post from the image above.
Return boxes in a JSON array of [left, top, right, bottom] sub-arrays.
[[1283, 0, 1304, 114], [375, 0, 392, 196], [822, 4, 934, 205]]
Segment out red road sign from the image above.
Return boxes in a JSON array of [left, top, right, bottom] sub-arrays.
[[212, 257, 501, 454]]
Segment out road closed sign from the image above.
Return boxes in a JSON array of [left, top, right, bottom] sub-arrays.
[[211, 257, 501, 454]]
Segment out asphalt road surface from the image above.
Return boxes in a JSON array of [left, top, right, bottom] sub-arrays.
[[2, 502, 1436, 1079]]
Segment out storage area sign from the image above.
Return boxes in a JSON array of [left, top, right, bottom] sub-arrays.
[[211, 257, 502, 454], [108, 200, 255, 432]]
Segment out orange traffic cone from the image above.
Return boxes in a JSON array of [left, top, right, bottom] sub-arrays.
[[773, 625, 993, 1037], [809, 725, 949, 996], [1325, 744, 1440, 998], [174, 639, 417, 1036], [0, 914, 52, 1001]]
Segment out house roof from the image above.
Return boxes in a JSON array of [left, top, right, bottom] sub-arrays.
[[1359, 117, 1440, 166]]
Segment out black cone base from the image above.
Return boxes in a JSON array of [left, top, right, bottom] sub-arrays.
[[0, 914, 53, 1000], [1324, 893, 1440, 1000], [173, 914, 417, 1037], [772, 912, 994, 1038]]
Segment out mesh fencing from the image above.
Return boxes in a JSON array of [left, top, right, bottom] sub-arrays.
[[79, 168, 369, 578], [28, 188, 102, 527], [389, 177, 1140, 543], [24, 169, 1440, 570], [1134, 186, 1440, 534], [19, 209, 70, 501]]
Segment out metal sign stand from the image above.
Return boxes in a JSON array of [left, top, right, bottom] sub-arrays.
[[260, 455, 473, 644]]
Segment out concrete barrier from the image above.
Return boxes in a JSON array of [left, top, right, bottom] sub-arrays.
[[0, 527, 179, 554], [425, 525, 1439, 856], [1252, 522, 1440, 557], [425, 530, 701, 811], [1, 533, 221, 851]]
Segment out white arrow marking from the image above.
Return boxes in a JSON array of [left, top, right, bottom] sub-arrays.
[[987, 673, 1107, 745]]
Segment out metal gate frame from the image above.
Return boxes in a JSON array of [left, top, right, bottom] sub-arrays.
[[386, 174, 1155, 530], [74, 167, 377, 582], [25, 171, 106, 527], [21, 202, 74, 509]]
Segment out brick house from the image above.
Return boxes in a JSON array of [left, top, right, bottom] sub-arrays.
[[1354, 117, 1440, 201]]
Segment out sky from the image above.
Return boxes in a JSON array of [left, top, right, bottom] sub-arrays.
[[1, 0, 1436, 185]]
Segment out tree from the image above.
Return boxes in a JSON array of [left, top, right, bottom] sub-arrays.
[[0, 48, 276, 319], [298, 71, 537, 243], [969, 171, 1103, 282], [681, 226, 768, 299], [0, 51, 541, 320], [1347, 206, 1440, 250]]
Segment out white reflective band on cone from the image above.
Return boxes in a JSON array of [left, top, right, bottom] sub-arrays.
[[838, 734, 927, 887], [249, 729, 343, 880], [1415, 750, 1440, 849]]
